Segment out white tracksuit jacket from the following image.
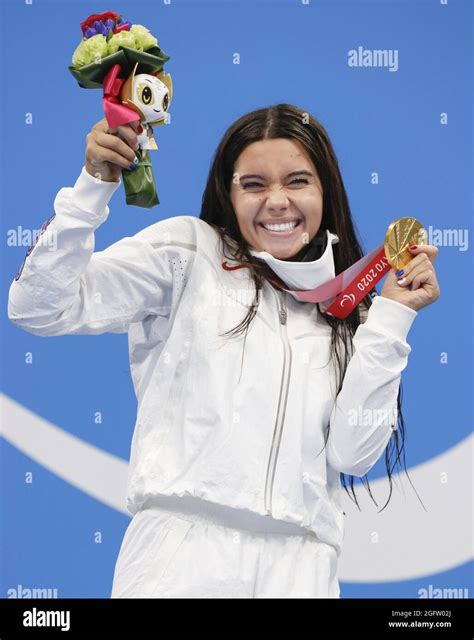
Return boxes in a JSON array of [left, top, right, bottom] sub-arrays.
[[8, 167, 418, 558]]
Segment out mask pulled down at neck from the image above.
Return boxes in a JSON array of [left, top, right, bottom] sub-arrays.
[[248, 228, 340, 291]]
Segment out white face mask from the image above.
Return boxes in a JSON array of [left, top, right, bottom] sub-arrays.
[[248, 230, 339, 290]]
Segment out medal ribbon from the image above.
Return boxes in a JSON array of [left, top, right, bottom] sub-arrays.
[[222, 244, 392, 320], [286, 244, 391, 319]]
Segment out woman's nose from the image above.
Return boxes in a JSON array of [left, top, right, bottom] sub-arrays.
[[266, 186, 290, 209]]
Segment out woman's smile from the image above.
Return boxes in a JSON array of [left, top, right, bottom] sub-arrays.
[[256, 217, 304, 238]]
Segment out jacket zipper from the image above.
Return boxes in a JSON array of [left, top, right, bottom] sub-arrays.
[[264, 287, 293, 516]]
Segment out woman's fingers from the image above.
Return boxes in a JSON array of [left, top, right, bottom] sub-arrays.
[[397, 265, 431, 290], [85, 117, 143, 179], [92, 118, 111, 134], [381, 242, 441, 310], [86, 145, 135, 171], [94, 117, 140, 151], [395, 255, 434, 290], [86, 138, 137, 170], [128, 120, 143, 135], [411, 268, 438, 292], [116, 124, 139, 150], [95, 130, 138, 165], [394, 251, 432, 278], [407, 242, 439, 264]]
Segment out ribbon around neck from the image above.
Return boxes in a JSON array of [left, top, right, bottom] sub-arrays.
[[222, 243, 391, 320], [286, 244, 390, 318]]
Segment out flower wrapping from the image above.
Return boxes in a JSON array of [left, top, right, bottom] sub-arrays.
[[69, 11, 173, 208]]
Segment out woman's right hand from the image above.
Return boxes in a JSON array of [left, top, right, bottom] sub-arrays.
[[85, 118, 141, 183]]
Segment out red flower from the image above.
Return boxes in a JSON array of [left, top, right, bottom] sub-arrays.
[[113, 22, 131, 34], [80, 11, 120, 36]]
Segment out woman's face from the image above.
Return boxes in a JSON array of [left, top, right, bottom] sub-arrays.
[[230, 138, 323, 259]]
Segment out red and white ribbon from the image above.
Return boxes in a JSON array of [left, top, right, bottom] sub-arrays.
[[221, 244, 392, 320], [284, 245, 391, 319]]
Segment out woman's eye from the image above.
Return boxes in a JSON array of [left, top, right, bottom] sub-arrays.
[[242, 178, 308, 189], [242, 182, 262, 189]]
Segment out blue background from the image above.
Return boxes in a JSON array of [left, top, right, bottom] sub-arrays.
[[1, 0, 472, 598]]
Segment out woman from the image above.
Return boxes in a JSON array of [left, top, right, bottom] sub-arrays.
[[8, 104, 440, 598]]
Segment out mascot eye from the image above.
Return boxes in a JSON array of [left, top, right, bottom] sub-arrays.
[[138, 83, 153, 105], [162, 92, 169, 112]]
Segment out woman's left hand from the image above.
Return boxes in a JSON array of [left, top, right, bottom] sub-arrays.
[[380, 244, 441, 312]]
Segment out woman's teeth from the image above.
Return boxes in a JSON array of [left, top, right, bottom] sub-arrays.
[[261, 220, 300, 232]]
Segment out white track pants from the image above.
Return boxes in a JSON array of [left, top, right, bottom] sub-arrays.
[[111, 495, 340, 598]]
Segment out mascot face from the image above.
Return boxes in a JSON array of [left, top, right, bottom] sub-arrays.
[[132, 73, 170, 123]]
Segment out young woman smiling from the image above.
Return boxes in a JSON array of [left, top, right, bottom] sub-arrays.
[[8, 104, 440, 598]]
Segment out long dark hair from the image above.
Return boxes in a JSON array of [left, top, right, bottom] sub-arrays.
[[199, 103, 421, 512]]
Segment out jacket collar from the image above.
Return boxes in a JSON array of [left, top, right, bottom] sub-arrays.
[[248, 229, 339, 290]]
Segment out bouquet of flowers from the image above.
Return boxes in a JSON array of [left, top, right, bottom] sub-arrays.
[[69, 11, 173, 208]]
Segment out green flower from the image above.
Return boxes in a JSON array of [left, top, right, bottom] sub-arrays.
[[107, 30, 139, 55], [72, 34, 108, 68], [130, 24, 158, 51]]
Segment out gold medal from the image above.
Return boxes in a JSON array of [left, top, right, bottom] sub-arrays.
[[384, 217, 427, 270]]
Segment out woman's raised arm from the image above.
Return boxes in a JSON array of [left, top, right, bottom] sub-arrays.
[[8, 120, 196, 336]]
